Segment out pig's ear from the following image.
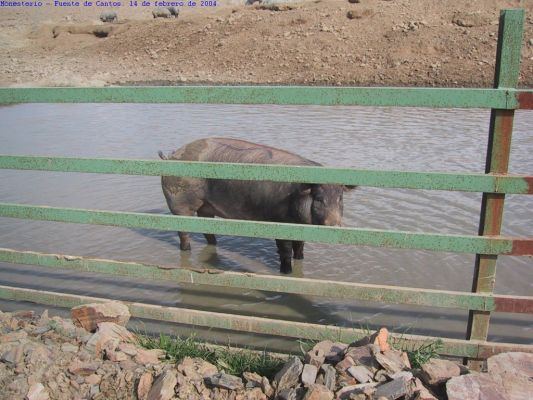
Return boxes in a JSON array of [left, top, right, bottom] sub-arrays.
[[299, 184, 313, 196], [343, 185, 357, 192]]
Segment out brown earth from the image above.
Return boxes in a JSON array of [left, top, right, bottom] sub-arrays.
[[0, 0, 532, 87]]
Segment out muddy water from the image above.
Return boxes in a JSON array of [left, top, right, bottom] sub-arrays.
[[0, 104, 531, 351]]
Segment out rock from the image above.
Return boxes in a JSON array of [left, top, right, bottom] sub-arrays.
[[277, 387, 305, 400], [374, 350, 409, 374], [336, 382, 378, 399], [347, 365, 373, 383], [301, 363, 318, 386], [1, 343, 24, 366], [446, 374, 507, 400], [85, 374, 101, 385], [373, 328, 391, 352], [243, 387, 267, 400], [204, 373, 244, 390], [319, 364, 336, 391], [86, 322, 136, 355], [134, 349, 165, 365], [261, 376, 274, 398], [413, 377, 437, 400], [137, 372, 154, 400], [243, 371, 263, 388], [107, 350, 129, 362], [1, 330, 28, 343], [302, 383, 333, 400], [60, 343, 78, 353], [312, 341, 346, 363], [420, 358, 460, 386], [374, 375, 411, 399], [25, 382, 49, 400], [147, 369, 178, 400], [273, 356, 303, 394], [71, 302, 130, 332], [177, 356, 218, 380], [452, 11, 489, 28], [487, 352, 533, 399], [118, 342, 137, 356], [67, 360, 101, 376], [335, 355, 355, 373], [344, 345, 378, 371], [305, 348, 325, 368]]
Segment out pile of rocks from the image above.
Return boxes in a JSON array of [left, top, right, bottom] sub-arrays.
[[0, 302, 531, 400]]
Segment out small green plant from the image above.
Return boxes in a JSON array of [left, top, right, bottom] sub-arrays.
[[138, 333, 284, 380], [406, 339, 443, 369]]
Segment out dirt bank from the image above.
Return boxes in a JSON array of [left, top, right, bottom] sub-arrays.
[[0, 0, 532, 87]]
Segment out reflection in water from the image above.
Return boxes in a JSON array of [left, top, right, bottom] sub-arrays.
[[0, 104, 531, 350]]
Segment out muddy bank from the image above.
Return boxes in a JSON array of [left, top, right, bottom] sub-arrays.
[[0, 0, 532, 87]]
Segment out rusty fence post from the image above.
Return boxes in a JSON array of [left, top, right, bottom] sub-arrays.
[[465, 8, 525, 369]]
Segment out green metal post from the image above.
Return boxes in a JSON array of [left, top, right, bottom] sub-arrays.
[[465, 9, 525, 369]]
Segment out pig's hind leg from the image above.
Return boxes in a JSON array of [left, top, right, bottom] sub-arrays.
[[197, 204, 217, 245]]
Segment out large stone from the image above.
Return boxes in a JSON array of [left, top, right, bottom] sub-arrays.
[[412, 377, 437, 400], [71, 302, 130, 332], [302, 383, 333, 400], [335, 356, 355, 373], [374, 375, 411, 399], [420, 358, 461, 386], [487, 352, 533, 399], [446, 374, 507, 400], [25, 382, 49, 400], [336, 382, 378, 399], [374, 349, 409, 374], [312, 341, 346, 363], [86, 322, 136, 355], [347, 365, 373, 383], [373, 327, 391, 352], [177, 356, 218, 380], [305, 348, 325, 368], [147, 369, 178, 400], [277, 387, 305, 400], [319, 364, 336, 391], [261, 376, 274, 398], [67, 360, 101, 376], [204, 373, 244, 390], [344, 345, 379, 371], [134, 349, 165, 365], [137, 372, 154, 400], [242, 387, 267, 400], [273, 356, 303, 394], [243, 371, 263, 388], [1, 343, 24, 366], [301, 364, 318, 386]]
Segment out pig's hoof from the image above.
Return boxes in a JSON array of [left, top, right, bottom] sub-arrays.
[[280, 264, 293, 274], [180, 243, 191, 251]]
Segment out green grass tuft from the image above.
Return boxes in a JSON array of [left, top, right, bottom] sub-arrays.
[[138, 334, 285, 380], [405, 339, 443, 369]]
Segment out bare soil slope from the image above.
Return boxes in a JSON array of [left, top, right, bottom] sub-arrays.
[[0, 0, 532, 87]]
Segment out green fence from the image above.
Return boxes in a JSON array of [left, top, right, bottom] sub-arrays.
[[0, 9, 532, 364]]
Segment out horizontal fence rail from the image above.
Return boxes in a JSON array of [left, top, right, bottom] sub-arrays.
[[1, 203, 532, 256], [0, 285, 530, 359], [0, 86, 531, 109], [0, 155, 532, 194], [1, 248, 532, 314]]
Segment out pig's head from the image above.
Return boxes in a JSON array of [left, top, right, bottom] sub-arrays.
[[297, 184, 355, 226]]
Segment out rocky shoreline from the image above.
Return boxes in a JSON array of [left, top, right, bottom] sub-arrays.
[[0, 302, 531, 399]]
